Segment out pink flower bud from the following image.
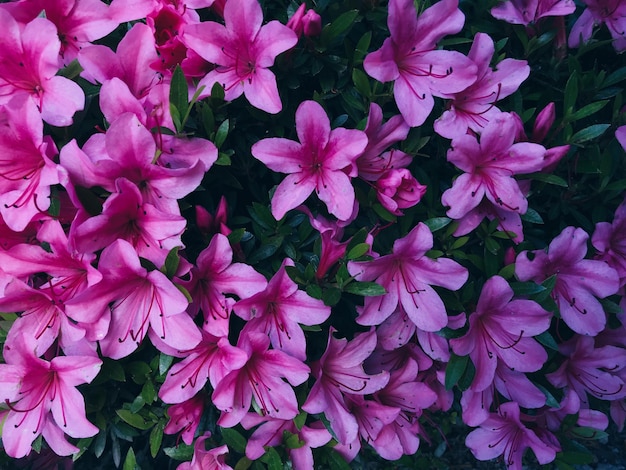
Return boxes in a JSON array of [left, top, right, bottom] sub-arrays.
[[303, 9, 322, 37], [375, 168, 426, 215], [287, 3, 306, 37], [533, 102, 556, 143]]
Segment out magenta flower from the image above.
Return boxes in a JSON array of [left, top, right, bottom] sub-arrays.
[[183, 0, 298, 113], [441, 113, 546, 222], [516, 226, 620, 336], [0, 10, 84, 126], [302, 329, 390, 444], [374, 168, 426, 215], [466, 402, 559, 470], [434, 33, 530, 139], [287, 3, 322, 38], [183, 233, 267, 336], [164, 393, 207, 445], [235, 258, 331, 361], [0, 336, 101, 458], [593, 196, 626, 286], [252, 100, 368, 221], [547, 335, 626, 406], [64, 239, 202, 359], [363, 0, 477, 127], [212, 332, 310, 427], [617, 126, 626, 151], [568, 0, 626, 52], [348, 223, 468, 331], [0, 96, 60, 232], [177, 434, 233, 470], [450, 276, 551, 392], [491, 0, 575, 26]]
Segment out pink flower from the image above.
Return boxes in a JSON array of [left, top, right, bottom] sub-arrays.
[[441, 113, 546, 222], [0, 10, 84, 126], [0, 96, 60, 232], [64, 239, 202, 359], [0, 336, 101, 458], [516, 226, 620, 335], [235, 258, 331, 361], [617, 125, 626, 151], [375, 168, 426, 215], [434, 33, 530, 139], [251, 100, 368, 221], [348, 223, 468, 331], [593, 195, 626, 286], [569, 0, 626, 52], [183, 0, 298, 113], [465, 402, 559, 470], [302, 329, 390, 444], [450, 276, 551, 391], [164, 393, 207, 445], [212, 332, 310, 427], [363, 0, 477, 127], [287, 4, 322, 38], [177, 434, 232, 470], [491, 0, 575, 26]]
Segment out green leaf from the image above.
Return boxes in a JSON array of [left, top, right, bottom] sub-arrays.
[[569, 100, 609, 121], [234, 457, 253, 470], [564, 72, 578, 114], [445, 353, 469, 390], [352, 68, 371, 97], [150, 421, 164, 458], [343, 281, 386, 296], [169, 65, 188, 131], [353, 31, 372, 63], [517, 172, 568, 187], [222, 428, 247, 454], [57, 59, 84, 79], [346, 243, 370, 260], [536, 331, 559, 351], [535, 383, 560, 408], [164, 443, 195, 461], [260, 447, 282, 470], [424, 217, 452, 232], [215, 151, 232, 166], [215, 119, 230, 148], [320, 10, 360, 47], [602, 66, 626, 88], [122, 447, 137, 470], [327, 449, 351, 470], [201, 104, 215, 136], [322, 287, 342, 306], [127, 361, 152, 385], [511, 281, 546, 296], [571, 427, 609, 440], [162, 247, 181, 279], [570, 124, 610, 144], [521, 207, 544, 224], [306, 284, 323, 299], [159, 353, 174, 376], [210, 81, 225, 101], [141, 380, 157, 404], [116, 409, 153, 430]]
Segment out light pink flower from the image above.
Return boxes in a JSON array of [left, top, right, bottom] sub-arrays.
[[252, 100, 367, 221], [516, 226, 620, 335], [363, 0, 477, 127], [434, 33, 530, 139], [184, 0, 298, 113], [348, 223, 468, 331]]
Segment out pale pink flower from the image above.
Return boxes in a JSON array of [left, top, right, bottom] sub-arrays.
[[252, 100, 367, 221], [348, 223, 468, 331], [363, 0, 477, 127], [184, 0, 298, 113]]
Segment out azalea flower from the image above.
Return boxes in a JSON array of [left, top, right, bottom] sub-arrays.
[[177, 434, 233, 470], [568, 0, 626, 52], [164, 393, 207, 445], [465, 401, 559, 470], [348, 223, 468, 331], [0, 335, 101, 458], [302, 329, 390, 444], [363, 0, 477, 127], [235, 258, 331, 361], [516, 226, 620, 335], [450, 276, 551, 392], [491, 0, 575, 26], [251, 100, 368, 221], [441, 113, 546, 227], [593, 196, 626, 287], [183, 0, 298, 113], [434, 33, 530, 139], [212, 332, 310, 427], [374, 168, 426, 215], [0, 10, 84, 126]]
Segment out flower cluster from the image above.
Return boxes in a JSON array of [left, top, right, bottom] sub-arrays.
[[0, 0, 625, 469]]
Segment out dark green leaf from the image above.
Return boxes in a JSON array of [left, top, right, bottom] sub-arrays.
[[346, 243, 370, 260], [169, 66, 188, 130], [343, 281, 386, 296], [260, 447, 282, 470], [570, 124, 610, 144], [162, 247, 180, 279], [564, 72, 578, 114], [535, 383, 560, 408], [521, 207, 544, 224], [150, 422, 164, 458], [571, 427, 609, 440], [352, 68, 371, 97], [215, 119, 230, 148], [159, 353, 174, 376], [210, 81, 225, 101], [445, 353, 469, 390], [306, 284, 323, 300], [603, 66, 626, 87], [116, 409, 153, 430], [222, 428, 247, 454], [511, 281, 546, 296], [122, 447, 137, 470], [164, 443, 195, 461], [569, 100, 608, 121], [517, 172, 568, 187], [322, 287, 342, 306], [424, 217, 452, 232], [57, 59, 84, 79], [320, 10, 360, 47], [327, 449, 351, 470], [535, 331, 559, 351], [201, 104, 215, 137]]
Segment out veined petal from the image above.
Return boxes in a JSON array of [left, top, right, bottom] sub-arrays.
[[442, 173, 485, 219], [252, 138, 304, 173], [253, 20, 297, 68], [394, 74, 434, 127], [224, 0, 262, 43], [316, 170, 355, 221], [245, 66, 282, 114], [271, 173, 316, 220], [363, 39, 400, 83]]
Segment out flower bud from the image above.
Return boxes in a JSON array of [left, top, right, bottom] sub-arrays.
[[533, 102, 556, 143], [375, 168, 426, 215], [302, 9, 322, 37]]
